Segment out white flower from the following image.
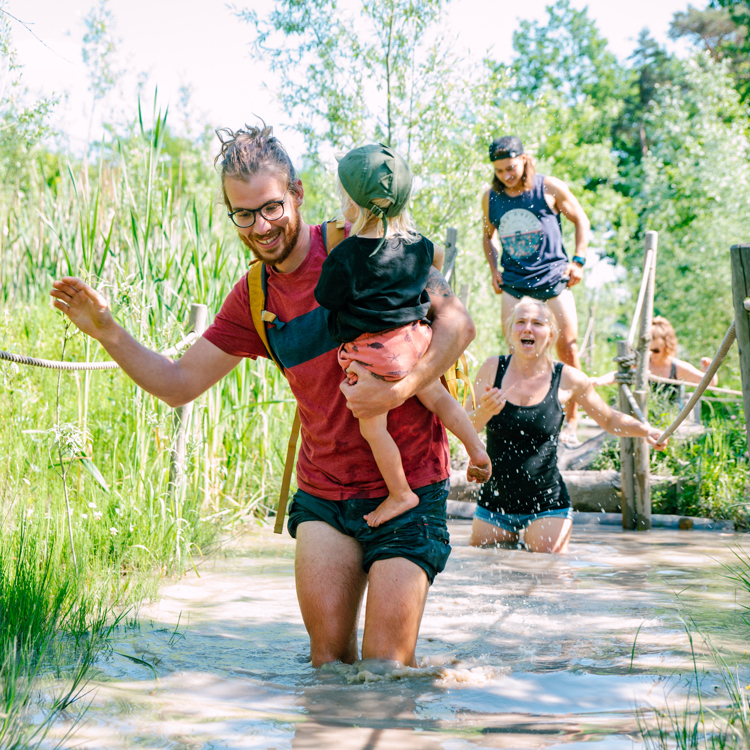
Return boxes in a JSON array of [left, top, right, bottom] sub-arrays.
[[129, 525, 134, 533], [93, 511, 103, 521], [115, 507, 123, 516], [80, 513, 88, 520], [88, 502, 97, 509], [109, 527, 118, 536]]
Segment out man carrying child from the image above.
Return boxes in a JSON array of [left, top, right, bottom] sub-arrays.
[[49, 125, 475, 668]]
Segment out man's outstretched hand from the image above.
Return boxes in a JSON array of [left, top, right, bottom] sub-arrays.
[[50, 277, 114, 341]]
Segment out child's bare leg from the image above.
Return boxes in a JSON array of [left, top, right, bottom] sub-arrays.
[[417, 381, 492, 483], [359, 413, 419, 527]]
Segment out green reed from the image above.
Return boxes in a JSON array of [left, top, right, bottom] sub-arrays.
[[0, 102, 296, 744]]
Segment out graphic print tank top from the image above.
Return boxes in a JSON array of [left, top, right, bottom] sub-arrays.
[[478, 355, 571, 515], [488, 174, 568, 291]]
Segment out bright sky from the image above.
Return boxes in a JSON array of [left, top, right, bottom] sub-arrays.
[[9, 0, 694, 163]]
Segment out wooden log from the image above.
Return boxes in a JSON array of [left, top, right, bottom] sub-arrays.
[[730, 244, 750, 458], [616, 340, 636, 529], [448, 469, 678, 513], [443, 227, 458, 285], [633, 231, 657, 531]]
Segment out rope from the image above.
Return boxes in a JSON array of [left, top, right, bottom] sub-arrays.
[[0, 331, 199, 372], [656, 321, 737, 446], [648, 373, 742, 397]]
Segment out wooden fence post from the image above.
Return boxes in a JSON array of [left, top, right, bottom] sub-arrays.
[[443, 227, 458, 287], [169, 303, 209, 498], [633, 231, 658, 530], [617, 340, 636, 529], [730, 244, 750, 459]]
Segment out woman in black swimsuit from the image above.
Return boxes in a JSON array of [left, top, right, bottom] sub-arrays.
[[467, 297, 667, 554]]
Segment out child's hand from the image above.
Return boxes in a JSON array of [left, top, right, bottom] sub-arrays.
[[700, 357, 712, 372], [480, 385, 506, 415]]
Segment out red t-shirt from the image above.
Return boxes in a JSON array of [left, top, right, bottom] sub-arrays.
[[203, 224, 450, 501]]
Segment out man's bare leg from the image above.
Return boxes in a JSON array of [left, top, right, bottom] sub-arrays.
[[295, 520, 368, 666], [359, 413, 419, 528], [547, 289, 581, 436], [361, 557, 430, 667]]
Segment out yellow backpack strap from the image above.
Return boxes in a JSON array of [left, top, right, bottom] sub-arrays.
[[247, 260, 283, 371], [247, 261, 300, 533], [274, 406, 301, 534], [442, 354, 476, 409]]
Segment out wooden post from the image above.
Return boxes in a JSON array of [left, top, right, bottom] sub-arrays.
[[633, 231, 657, 530], [169, 303, 209, 499], [617, 340, 636, 530], [730, 244, 750, 458], [459, 282, 471, 312], [443, 227, 458, 287]]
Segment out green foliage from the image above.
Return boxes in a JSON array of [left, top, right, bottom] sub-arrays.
[[82, 0, 122, 103], [508, 0, 628, 113], [633, 55, 748, 359]]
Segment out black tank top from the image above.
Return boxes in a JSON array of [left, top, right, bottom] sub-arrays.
[[478, 355, 571, 515]]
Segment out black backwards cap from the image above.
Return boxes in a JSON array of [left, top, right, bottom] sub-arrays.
[[489, 135, 524, 161]]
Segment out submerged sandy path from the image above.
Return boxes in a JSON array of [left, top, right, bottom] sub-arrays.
[[53, 521, 750, 749]]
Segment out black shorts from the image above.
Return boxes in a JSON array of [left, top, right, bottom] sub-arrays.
[[502, 278, 568, 301], [287, 480, 451, 585]]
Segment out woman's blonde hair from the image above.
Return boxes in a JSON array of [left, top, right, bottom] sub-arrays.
[[336, 177, 420, 243], [651, 316, 678, 358], [503, 296, 559, 358]]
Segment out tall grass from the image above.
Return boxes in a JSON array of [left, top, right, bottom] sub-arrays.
[[0, 101, 296, 743]]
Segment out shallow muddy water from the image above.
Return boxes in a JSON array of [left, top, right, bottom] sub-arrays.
[[53, 521, 750, 749]]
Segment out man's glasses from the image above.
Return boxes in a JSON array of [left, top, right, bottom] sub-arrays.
[[227, 192, 288, 228]]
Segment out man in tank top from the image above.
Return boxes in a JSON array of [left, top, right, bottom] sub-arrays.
[[481, 135, 590, 444]]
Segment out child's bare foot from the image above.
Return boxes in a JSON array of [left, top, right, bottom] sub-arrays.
[[467, 447, 492, 483], [364, 491, 419, 527]]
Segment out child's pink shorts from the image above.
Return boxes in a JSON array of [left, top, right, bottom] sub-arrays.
[[338, 321, 433, 382]]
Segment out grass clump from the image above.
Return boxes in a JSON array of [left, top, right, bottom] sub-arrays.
[[590, 397, 749, 526]]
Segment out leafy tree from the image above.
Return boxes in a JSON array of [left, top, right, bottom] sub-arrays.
[[81, 0, 122, 152], [507, 0, 627, 114], [672, 3, 750, 98], [0, 5, 56, 193], [633, 55, 750, 361], [238, 0, 444, 152], [708, 0, 750, 98]]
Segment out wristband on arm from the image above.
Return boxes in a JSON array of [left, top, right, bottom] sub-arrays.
[[572, 255, 586, 267]]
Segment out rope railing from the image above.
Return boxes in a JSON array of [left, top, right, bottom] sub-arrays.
[[0, 331, 199, 372], [648, 373, 742, 397], [656, 321, 737, 446]]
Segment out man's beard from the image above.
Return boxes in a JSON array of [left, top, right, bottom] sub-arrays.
[[240, 206, 301, 267]]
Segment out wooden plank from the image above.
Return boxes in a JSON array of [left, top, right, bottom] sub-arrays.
[[730, 244, 750, 458], [617, 340, 636, 530], [443, 227, 458, 285], [634, 231, 657, 531]]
